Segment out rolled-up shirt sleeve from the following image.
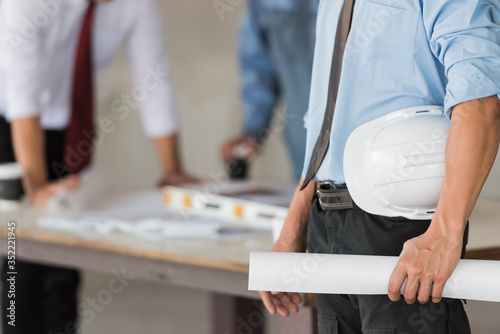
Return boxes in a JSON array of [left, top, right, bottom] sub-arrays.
[[423, 0, 500, 117], [126, 0, 179, 138], [4, 0, 44, 121]]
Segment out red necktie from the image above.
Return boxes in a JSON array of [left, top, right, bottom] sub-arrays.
[[64, 2, 95, 173]]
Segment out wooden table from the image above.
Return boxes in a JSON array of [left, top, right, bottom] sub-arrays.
[[0, 189, 316, 334]]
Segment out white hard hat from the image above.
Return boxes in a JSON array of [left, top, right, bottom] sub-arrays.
[[344, 105, 449, 220]]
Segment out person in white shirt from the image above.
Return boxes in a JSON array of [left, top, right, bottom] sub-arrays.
[[0, 0, 193, 332]]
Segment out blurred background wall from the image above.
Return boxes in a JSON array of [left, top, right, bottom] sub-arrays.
[[94, 0, 500, 199], [94, 0, 292, 190]]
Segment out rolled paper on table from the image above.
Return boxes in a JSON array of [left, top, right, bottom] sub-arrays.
[[248, 252, 500, 302]]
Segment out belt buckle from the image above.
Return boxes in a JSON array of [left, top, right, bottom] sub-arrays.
[[316, 181, 353, 210], [317, 181, 336, 193]]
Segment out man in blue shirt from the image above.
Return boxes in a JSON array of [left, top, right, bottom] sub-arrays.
[[221, 0, 318, 180], [259, 0, 500, 332]]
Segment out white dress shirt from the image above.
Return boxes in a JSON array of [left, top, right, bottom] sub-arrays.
[[0, 0, 179, 138]]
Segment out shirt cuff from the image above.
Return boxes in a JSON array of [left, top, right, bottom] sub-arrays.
[[5, 106, 41, 122], [243, 124, 266, 141], [141, 110, 180, 138], [444, 62, 500, 119]]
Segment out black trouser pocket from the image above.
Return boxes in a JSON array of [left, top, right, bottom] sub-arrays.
[[446, 300, 471, 334], [318, 314, 339, 334]]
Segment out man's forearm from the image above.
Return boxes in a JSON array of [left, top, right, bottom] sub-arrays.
[[11, 117, 48, 195], [432, 95, 500, 237], [154, 133, 182, 176], [277, 178, 315, 250], [388, 95, 500, 304], [260, 178, 313, 316]]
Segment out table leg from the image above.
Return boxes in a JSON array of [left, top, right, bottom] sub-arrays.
[[278, 306, 317, 334], [212, 293, 265, 334]]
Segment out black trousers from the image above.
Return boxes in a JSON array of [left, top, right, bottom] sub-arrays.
[[0, 117, 80, 334], [307, 195, 471, 334]]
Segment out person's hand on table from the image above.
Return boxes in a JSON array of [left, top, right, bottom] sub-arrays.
[[30, 175, 80, 207], [157, 172, 199, 187], [388, 221, 463, 304], [220, 136, 260, 164], [259, 233, 308, 317]]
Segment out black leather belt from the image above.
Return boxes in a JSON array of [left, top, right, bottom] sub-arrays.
[[316, 181, 353, 210]]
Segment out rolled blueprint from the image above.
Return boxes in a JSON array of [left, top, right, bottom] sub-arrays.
[[248, 252, 500, 302]]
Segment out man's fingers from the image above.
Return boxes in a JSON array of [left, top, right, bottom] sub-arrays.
[[403, 277, 420, 304], [276, 304, 290, 317], [51, 175, 80, 193], [259, 291, 277, 315], [263, 292, 301, 317], [291, 293, 303, 304], [274, 292, 291, 304], [431, 280, 446, 303], [417, 279, 433, 304], [48, 181, 75, 195], [60, 175, 80, 187], [270, 293, 290, 317], [221, 139, 240, 163], [221, 138, 258, 163], [32, 175, 81, 206], [388, 265, 407, 302], [278, 293, 299, 314]]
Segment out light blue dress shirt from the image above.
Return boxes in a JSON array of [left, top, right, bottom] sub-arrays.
[[239, 0, 318, 180], [302, 0, 500, 184]]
